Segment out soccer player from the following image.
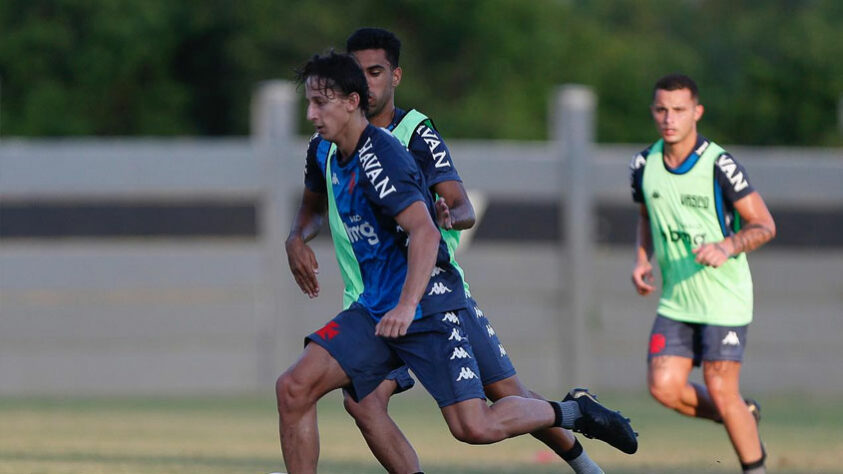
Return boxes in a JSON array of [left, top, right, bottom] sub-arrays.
[[335, 27, 606, 473], [278, 51, 637, 473], [629, 73, 775, 474]]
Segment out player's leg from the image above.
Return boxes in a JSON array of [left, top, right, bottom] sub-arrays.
[[278, 308, 402, 473], [485, 378, 602, 473], [276, 342, 349, 473], [700, 324, 765, 472], [342, 370, 421, 473], [464, 299, 601, 470], [702, 360, 764, 470], [396, 308, 637, 453], [647, 315, 721, 420]]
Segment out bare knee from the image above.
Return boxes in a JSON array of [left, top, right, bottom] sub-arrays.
[[449, 419, 497, 445], [649, 378, 682, 409], [276, 370, 313, 417]]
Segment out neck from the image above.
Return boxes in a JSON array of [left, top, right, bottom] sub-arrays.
[[335, 114, 369, 159], [662, 132, 698, 168], [368, 101, 396, 128]]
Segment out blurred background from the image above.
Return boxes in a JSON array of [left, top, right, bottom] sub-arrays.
[[2, 1, 843, 472], [1, 0, 842, 403]]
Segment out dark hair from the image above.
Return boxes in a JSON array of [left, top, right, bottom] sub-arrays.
[[653, 73, 699, 101], [295, 50, 369, 114], [346, 27, 401, 68]]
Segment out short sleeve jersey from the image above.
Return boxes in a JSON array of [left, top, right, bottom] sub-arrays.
[[304, 124, 466, 320]]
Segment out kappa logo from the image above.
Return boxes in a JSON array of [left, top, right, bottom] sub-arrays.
[[431, 266, 445, 277], [331, 172, 339, 185], [486, 324, 496, 337], [428, 282, 453, 295], [474, 306, 484, 319], [450, 347, 472, 360], [722, 331, 741, 346], [456, 366, 478, 381], [499, 344, 507, 357], [442, 312, 460, 325], [448, 328, 463, 342]]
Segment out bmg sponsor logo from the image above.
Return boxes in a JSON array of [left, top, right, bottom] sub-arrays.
[[344, 214, 379, 245], [660, 226, 706, 246]]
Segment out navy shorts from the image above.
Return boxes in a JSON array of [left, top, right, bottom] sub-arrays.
[[384, 297, 516, 392], [647, 314, 748, 366], [306, 304, 485, 407]]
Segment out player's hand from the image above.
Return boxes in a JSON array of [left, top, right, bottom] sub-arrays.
[[375, 303, 416, 338], [693, 241, 731, 268], [632, 260, 655, 296], [286, 237, 320, 298], [435, 197, 453, 230]]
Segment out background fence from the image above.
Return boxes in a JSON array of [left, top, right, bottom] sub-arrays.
[[1, 83, 841, 397]]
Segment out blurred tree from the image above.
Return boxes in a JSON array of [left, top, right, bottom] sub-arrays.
[[0, 0, 840, 144]]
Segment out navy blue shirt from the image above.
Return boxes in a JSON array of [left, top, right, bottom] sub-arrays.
[[304, 124, 466, 319]]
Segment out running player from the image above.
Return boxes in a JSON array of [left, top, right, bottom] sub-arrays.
[[277, 51, 638, 474], [630, 73, 775, 474], [337, 27, 606, 474]]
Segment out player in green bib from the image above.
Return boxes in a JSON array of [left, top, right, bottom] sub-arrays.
[[630, 74, 776, 474], [337, 28, 616, 473]]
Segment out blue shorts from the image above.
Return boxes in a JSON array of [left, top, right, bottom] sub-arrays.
[[647, 314, 748, 366], [306, 304, 485, 407], [385, 297, 516, 392]]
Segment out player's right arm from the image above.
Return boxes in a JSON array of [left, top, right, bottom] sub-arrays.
[[286, 188, 327, 298], [629, 151, 655, 295], [632, 204, 656, 296], [286, 136, 329, 299]]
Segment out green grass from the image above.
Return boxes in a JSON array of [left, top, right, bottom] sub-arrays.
[[1, 391, 841, 473]]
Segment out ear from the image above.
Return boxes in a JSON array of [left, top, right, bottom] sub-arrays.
[[694, 103, 704, 121], [346, 92, 361, 112], [392, 66, 403, 88]]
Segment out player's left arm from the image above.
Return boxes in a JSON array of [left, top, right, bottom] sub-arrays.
[[374, 201, 440, 338], [693, 191, 776, 267]]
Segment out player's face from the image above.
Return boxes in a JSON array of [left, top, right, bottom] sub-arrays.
[[352, 48, 401, 120], [305, 77, 356, 142], [650, 88, 704, 145]]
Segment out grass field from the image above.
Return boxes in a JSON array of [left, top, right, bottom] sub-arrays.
[[1, 391, 842, 474]]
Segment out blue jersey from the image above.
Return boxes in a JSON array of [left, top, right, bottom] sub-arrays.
[[304, 124, 466, 320]]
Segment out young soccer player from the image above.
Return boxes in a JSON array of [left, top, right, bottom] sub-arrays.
[[630, 73, 775, 474], [277, 51, 637, 474]]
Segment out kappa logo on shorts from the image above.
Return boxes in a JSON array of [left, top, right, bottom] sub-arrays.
[[316, 321, 340, 340], [442, 312, 460, 325], [486, 324, 496, 337], [499, 344, 507, 357], [474, 306, 484, 318], [450, 347, 472, 360], [722, 331, 741, 346], [448, 328, 464, 342], [428, 282, 453, 295], [456, 366, 477, 381], [431, 266, 445, 276]]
